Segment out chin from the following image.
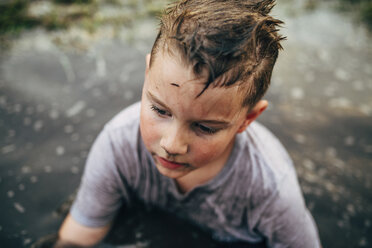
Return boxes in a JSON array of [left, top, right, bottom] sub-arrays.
[[155, 163, 190, 179]]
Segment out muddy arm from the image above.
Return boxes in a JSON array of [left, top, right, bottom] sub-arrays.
[[55, 213, 111, 248]]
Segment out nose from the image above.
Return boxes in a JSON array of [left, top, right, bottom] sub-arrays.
[[160, 123, 188, 156]]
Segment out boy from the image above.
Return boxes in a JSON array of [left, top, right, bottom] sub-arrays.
[[56, 0, 321, 247]]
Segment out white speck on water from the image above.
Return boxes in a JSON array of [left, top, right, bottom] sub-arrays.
[[92, 88, 102, 97], [337, 220, 345, 228], [59, 53, 75, 83], [317, 49, 330, 62], [21, 166, 31, 174], [7, 190, 15, 198], [324, 85, 336, 97], [346, 204, 356, 216], [66, 101, 86, 118], [325, 147, 337, 158], [359, 105, 371, 116], [14, 103, 22, 113], [33, 120, 44, 131], [108, 84, 118, 94], [8, 129, 16, 137], [318, 168, 327, 177], [72, 157, 80, 164], [325, 182, 336, 193], [331, 194, 339, 202], [334, 68, 350, 81], [305, 72, 315, 83], [332, 158, 345, 169], [344, 136, 355, 146], [80, 150, 88, 159], [294, 133, 306, 144], [49, 109, 60, 120], [86, 135, 94, 142], [71, 166, 79, 174], [64, 125, 74, 134], [124, 90, 134, 100], [25, 106, 35, 115], [96, 57, 106, 78], [71, 133, 80, 141], [44, 166, 52, 173], [23, 238, 32, 245], [18, 184, 25, 191], [363, 64, 371, 75], [303, 172, 318, 183], [23, 117, 32, 126], [352, 80, 364, 91], [14, 202, 25, 213], [2, 145, 16, 154], [36, 104, 46, 113], [303, 159, 315, 170], [0, 95, 7, 106], [329, 97, 352, 109], [365, 220, 371, 227], [359, 237, 367, 247], [290, 87, 304, 100], [364, 145, 372, 153], [56, 146, 65, 156], [25, 143, 33, 150], [30, 176, 38, 183], [86, 108, 96, 117], [135, 231, 143, 239]]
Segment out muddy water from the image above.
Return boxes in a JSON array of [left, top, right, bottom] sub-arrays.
[[0, 1, 371, 248]]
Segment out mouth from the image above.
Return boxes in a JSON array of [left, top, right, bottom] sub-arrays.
[[156, 156, 188, 170]]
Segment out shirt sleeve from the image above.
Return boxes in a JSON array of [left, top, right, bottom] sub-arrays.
[[70, 127, 128, 228], [256, 173, 321, 248]]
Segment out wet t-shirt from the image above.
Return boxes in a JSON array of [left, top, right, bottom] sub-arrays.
[[70, 102, 321, 248]]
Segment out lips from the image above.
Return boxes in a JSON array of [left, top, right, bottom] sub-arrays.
[[156, 156, 188, 170]]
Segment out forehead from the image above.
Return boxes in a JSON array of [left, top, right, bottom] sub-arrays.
[[147, 51, 246, 122]]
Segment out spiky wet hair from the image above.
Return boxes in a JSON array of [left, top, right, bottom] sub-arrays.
[[150, 0, 285, 107]]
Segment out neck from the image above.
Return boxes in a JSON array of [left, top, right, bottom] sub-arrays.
[[175, 138, 235, 194]]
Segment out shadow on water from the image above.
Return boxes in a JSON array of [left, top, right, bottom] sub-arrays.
[[0, 0, 372, 247]]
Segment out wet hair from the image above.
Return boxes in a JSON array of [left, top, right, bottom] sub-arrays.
[[150, 0, 285, 108]]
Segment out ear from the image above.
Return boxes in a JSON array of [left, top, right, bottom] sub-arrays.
[[237, 100, 268, 133]]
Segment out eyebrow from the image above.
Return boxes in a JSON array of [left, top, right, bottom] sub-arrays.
[[147, 91, 169, 109], [146, 91, 231, 126]]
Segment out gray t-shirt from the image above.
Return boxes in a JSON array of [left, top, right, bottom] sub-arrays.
[[71, 102, 321, 247]]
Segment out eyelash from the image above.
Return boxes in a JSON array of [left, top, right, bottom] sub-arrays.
[[150, 104, 220, 135], [193, 123, 219, 134], [151, 105, 169, 116]]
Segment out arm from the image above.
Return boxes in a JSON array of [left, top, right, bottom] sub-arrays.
[[256, 175, 321, 248], [55, 214, 111, 247]]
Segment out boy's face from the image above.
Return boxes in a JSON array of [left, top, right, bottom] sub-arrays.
[[140, 51, 263, 182]]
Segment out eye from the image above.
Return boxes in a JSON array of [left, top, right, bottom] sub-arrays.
[[193, 123, 219, 135], [151, 105, 170, 117]]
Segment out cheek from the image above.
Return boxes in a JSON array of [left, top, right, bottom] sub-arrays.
[[191, 138, 229, 164], [140, 109, 161, 150]]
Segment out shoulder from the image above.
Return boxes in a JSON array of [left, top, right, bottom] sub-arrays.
[[234, 121, 299, 211], [237, 121, 295, 187], [105, 101, 141, 131], [101, 102, 141, 147]]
